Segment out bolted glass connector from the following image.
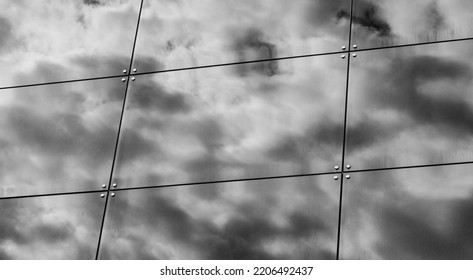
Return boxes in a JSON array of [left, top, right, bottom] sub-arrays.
[[334, 176, 339, 180], [334, 165, 340, 170], [342, 46, 346, 50], [341, 55, 346, 59], [131, 77, 136, 81], [100, 194, 105, 198], [111, 193, 116, 197], [352, 53, 357, 57], [112, 183, 117, 188], [353, 44, 358, 49], [122, 69, 127, 74], [346, 175, 351, 179], [101, 184, 107, 188], [346, 165, 351, 169], [132, 68, 137, 72], [121, 78, 126, 82]]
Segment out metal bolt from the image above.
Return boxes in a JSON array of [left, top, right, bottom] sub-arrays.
[[122, 69, 127, 74], [121, 78, 126, 82], [131, 77, 136, 81], [342, 46, 346, 50], [111, 193, 116, 197], [132, 68, 137, 72], [100, 194, 105, 198], [101, 184, 107, 189], [334, 165, 340, 170], [334, 176, 339, 180], [353, 44, 358, 49], [341, 55, 346, 59], [346, 175, 351, 179], [346, 165, 351, 169], [352, 53, 357, 57], [112, 183, 117, 188]]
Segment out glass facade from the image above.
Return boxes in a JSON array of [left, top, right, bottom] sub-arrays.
[[1, 0, 473, 259], [340, 164, 473, 259], [99, 176, 340, 259], [113, 55, 346, 188]]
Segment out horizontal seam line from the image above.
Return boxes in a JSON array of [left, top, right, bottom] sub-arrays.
[[0, 189, 105, 200], [2, 36, 473, 89], [133, 51, 346, 75], [352, 36, 473, 52], [115, 160, 473, 191], [2, 160, 473, 198], [0, 51, 345, 89], [345, 160, 473, 174], [0, 75, 127, 91], [110, 172, 342, 191]]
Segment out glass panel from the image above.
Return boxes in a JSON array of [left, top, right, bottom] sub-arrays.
[[115, 55, 346, 188], [351, 0, 473, 49], [340, 164, 473, 259], [0, 0, 141, 87], [0, 192, 105, 259], [345, 40, 473, 170], [99, 175, 340, 259], [132, 0, 351, 73], [0, 78, 126, 197]]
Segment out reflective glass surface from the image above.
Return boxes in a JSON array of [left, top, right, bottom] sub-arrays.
[[132, 0, 351, 73], [114, 55, 346, 188], [0, 78, 126, 197], [0, 192, 105, 259], [99, 175, 340, 259], [0, 0, 141, 87], [340, 164, 473, 259], [351, 0, 473, 49], [345, 40, 473, 170]]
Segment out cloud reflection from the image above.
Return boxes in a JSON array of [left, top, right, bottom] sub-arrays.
[[114, 55, 346, 188], [352, 0, 473, 48], [340, 165, 473, 259], [346, 40, 473, 169], [132, 0, 351, 72], [0, 0, 141, 87], [0, 193, 104, 259], [0, 78, 125, 197], [100, 175, 340, 259]]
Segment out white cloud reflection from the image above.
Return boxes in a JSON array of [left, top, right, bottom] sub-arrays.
[[0, 0, 141, 87]]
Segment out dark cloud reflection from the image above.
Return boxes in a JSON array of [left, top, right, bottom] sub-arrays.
[[351, 0, 473, 48], [351, 0, 392, 37]]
